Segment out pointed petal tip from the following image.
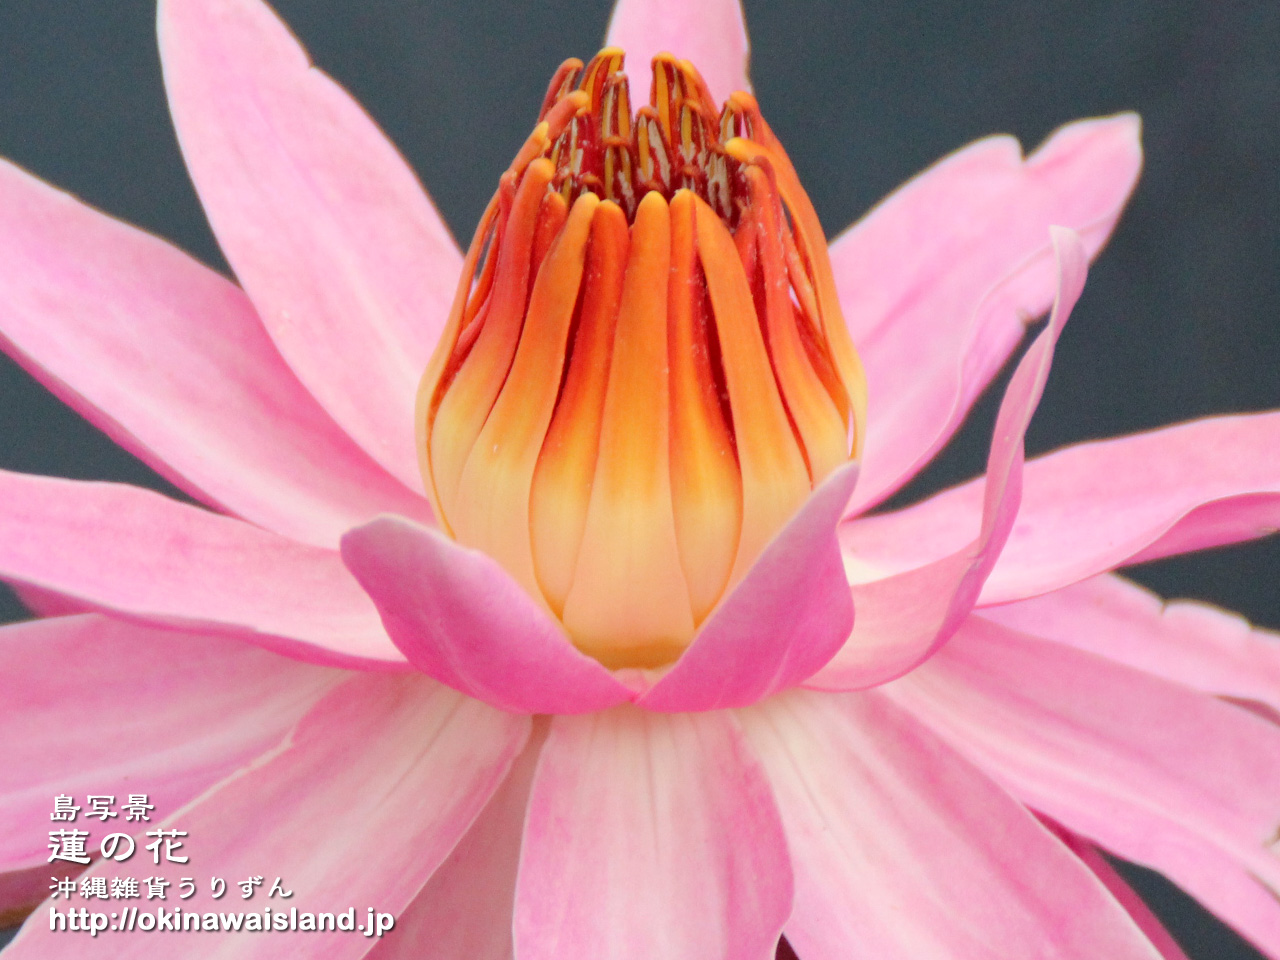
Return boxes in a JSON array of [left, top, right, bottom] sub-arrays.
[[1033, 111, 1144, 164], [1115, 109, 1144, 141]]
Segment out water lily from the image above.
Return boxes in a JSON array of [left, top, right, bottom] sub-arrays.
[[1, 0, 1278, 957]]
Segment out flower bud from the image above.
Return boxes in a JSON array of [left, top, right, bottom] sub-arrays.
[[419, 51, 867, 668]]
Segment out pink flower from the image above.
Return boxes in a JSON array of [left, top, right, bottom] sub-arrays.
[[1, 0, 1278, 958]]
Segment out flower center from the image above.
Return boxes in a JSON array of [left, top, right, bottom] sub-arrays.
[[418, 51, 866, 669]]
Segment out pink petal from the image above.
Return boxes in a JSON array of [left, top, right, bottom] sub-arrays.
[[0, 471, 405, 668], [636, 462, 858, 711], [984, 574, 1280, 714], [368, 725, 545, 960], [1051, 829, 1191, 960], [1126, 490, 1280, 565], [346, 465, 860, 714], [515, 708, 790, 960], [0, 161, 431, 549], [605, 0, 750, 103], [835, 114, 1142, 514], [342, 517, 633, 713], [845, 411, 1280, 605], [158, 0, 462, 488], [809, 226, 1086, 691], [889, 617, 1280, 955], [7, 675, 529, 960], [740, 690, 1164, 960], [0, 614, 339, 872]]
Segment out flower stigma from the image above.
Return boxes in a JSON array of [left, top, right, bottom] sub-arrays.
[[418, 50, 868, 669]]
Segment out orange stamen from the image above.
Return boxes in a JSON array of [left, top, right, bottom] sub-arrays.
[[668, 190, 742, 623], [693, 194, 812, 589], [724, 102, 868, 453], [427, 157, 553, 518], [742, 164, 848, 484], [530, 201, 631, 613], [561, 192, 695, 666], [450, 192, 599, 603]]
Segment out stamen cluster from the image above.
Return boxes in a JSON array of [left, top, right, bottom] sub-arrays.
[[418, 51, 866, 669], [540, 49, 740, 223]]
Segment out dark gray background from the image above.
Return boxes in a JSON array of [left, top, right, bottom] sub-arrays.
[[1, 1, 1277, 957]]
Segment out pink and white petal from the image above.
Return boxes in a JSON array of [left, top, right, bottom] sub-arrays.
[[809, 227, 1085, 691], [0, 471, 404, 668], [888, 618, 1280, 953], [0, 614, 340, 872], [368, 723, 546, 960], [0, 161, 431, 549], [342, 516, 633, 713], [637, 462, 858, 711], [984, 574, 1280, 714], [158, 0, 462, 487], [7, 675, 529, 960], [834, 114, 1142, 514], [845, 411, 1280, 604], [605, 0, 750, 103], [515, 708, 791, 960], [739, 690, 1164, 960], [1049, 830, 1191, 960]]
